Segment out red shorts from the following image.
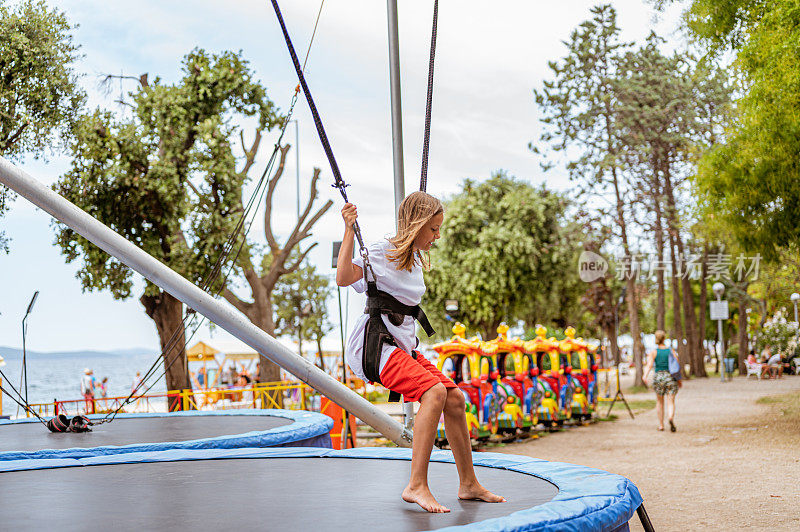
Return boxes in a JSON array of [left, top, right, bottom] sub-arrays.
[[379, 348, 456, 402]]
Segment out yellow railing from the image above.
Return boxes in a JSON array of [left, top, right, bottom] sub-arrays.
[[23, 380, 316, 418]]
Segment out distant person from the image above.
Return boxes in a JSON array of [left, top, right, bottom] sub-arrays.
[[643, 330, 679, 432], [81, 368, 96, 415], [767, 350, 783, 379], [197, 366, 207, 388], [131, 371, 143, 393], [131, 371, 143, 411], [761, 346, 776, 378], [98, 377, 109, 410]]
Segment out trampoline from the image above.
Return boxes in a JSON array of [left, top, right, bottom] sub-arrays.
[[0, 447, 644, 531], [0, 410, 332, 461]]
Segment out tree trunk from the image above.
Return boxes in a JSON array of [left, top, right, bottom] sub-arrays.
[[245, 291, 283, 406], [609, 166, 645, 386], [677, 244, 705, 376], [668, 234, 686, 368], [653, 187, 666, 332], [140, 291, 191, 408], [603, 322, 619, 367], [316, 336, 325, 371], [738, 294, 749, 376], [697, 245, 709, 373], [662, 170, 704, 376]]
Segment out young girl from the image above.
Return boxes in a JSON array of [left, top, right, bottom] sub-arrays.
[[336, 192, 504, 514]]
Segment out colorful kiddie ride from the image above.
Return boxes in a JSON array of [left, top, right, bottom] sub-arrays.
[[562, 327, 599, 420], [433, 323, 497, 445], [559, 327, 592, 421], [482, 324, 537, 434], [526, 326, 573, 426]]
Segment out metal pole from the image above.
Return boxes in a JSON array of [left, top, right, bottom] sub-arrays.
[[794, 301, 798, 324], [717, 294, 725, 383], [294, 119, 300, 221], [386, 0, 405, 217], [0, 156, 412, 447], [387, 0, 413, 430]]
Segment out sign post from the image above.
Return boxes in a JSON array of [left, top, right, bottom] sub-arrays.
[[711, 283, 729, 382]]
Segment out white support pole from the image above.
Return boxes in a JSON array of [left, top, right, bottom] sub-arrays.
[[0, 157, 412, 447], [386, 0, 405, 217]]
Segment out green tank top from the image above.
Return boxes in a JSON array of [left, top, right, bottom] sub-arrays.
[[655, 347, 671, 372]]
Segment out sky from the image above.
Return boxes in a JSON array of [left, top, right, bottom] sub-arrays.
[[0, 0, 685, 353]]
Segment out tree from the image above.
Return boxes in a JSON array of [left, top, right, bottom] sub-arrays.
[[533, 4, 648, 385], [663, 0, 800, 259], [56, 49, 281, 395], [422, 173, 583, 340], [273, 259, 334, 370], [0, 0, 85, 251], [220, 142, 333, 387], [613, 35, 732, 376]]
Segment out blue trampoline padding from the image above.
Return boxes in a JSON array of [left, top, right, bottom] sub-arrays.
[[0, 409, 332, 461], [0, 446, 642, 531]]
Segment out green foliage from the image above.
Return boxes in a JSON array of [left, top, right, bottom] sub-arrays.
[[522, 326, 566, 341], [0, 0, 86, 251], [532, 4, 627, 191], [55, 48, 281, 298], [0, 0, 84, 158], [690, 0, 800, 259], [422, 173, 586, 339], [272, 259, 333, 349]]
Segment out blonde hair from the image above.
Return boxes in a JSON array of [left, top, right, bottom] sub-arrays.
[[387, 191, 443, 272], [655, 330, 666, 345]]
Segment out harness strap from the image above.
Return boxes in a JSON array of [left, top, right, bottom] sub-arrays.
[[365, 281, 435, 337]]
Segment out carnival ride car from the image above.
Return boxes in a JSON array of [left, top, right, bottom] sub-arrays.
[[526, 327, 573, 425], [433, 323, 497, 443], [563, 328, 599, 419], [557, 327, 591, 421], [482, 324, 537, 433]]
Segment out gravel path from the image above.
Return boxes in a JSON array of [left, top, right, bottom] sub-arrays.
[[497, 374, 800, 531]]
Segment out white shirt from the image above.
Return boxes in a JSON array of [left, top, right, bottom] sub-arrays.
[[345, 239, 426, 381], [80, 375, 94, 395]]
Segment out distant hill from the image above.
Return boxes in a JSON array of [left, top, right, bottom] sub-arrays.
[[0, 346, 154, 359]]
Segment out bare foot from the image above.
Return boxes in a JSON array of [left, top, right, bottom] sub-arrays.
[[402, 484, 451, 513], [458, 482, 506, 503]]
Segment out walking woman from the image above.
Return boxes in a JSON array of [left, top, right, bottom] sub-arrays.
[[643, 330, 679, 432]]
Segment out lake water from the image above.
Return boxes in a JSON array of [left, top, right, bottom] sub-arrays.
[[0, 352, 166, 417]]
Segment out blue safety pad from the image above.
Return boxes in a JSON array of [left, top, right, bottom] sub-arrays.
[[0, 409, 332, 460], [0, 446, 641, 531]]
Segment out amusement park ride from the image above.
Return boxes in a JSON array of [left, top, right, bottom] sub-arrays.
[[432, 323, 600, 446]]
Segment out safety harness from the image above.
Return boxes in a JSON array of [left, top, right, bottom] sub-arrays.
[[362, 280, 435, 402], [46, 414, 92, 433]]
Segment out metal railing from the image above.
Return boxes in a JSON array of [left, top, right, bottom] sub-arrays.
[[23, 381, 317, 418]]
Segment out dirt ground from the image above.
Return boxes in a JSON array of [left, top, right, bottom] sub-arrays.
[[495, 374, 800, 531]]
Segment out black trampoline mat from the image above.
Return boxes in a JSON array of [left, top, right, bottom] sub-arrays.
[[0, 415, 291, 452], [0, 457, 558, 531]]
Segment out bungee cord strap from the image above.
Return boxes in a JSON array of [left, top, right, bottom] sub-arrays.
[[420, 0, 438, 193], [269, 0, 376, 282]]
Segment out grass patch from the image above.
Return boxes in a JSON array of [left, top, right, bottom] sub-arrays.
[[756, 395, 785, 405], [614, 399, 656, 411], [624, 385, 649, 394], [757, 392, 800, 420]]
